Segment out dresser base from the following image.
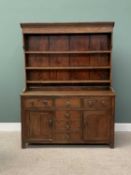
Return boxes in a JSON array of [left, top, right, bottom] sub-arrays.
[[21, 89, 115, 149]]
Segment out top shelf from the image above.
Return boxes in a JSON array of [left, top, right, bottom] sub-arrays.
[[25, 50, 112, 54]]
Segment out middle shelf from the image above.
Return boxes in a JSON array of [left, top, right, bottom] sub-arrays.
[[25, 50, 111, 54], [26, 66, 111, 70]]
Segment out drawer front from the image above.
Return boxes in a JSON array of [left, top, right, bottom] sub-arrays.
[[84, 97, 111, 110], [55, 111, 81, 131], [54, 131, 82, 142], [24, 98, 53, 108], [55, 97, 81, 108], [55, 120, 81, 131], [55, 111, 81, 120]]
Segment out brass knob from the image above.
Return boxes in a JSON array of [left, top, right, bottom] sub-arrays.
[[49, 139, 53, 142], [66, 124, 70, 129], [49, 119, 52, 123], [102, 100, 105, 104], [48, 119, 53, 127]]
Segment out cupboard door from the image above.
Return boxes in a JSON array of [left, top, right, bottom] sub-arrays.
[[83, 111, 111, 141], [28, 111, 54, 141]]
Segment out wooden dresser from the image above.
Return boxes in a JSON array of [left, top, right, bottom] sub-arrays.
[[20, 22, 115, 148]]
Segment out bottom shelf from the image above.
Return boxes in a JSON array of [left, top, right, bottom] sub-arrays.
[[26, 80, 111, 91], [27, 80, 110, 84]]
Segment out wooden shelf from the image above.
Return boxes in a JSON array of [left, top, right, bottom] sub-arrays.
[[25, 50, 111, 54], [27, 80, 111, 84], [26, 66, 111, 70]]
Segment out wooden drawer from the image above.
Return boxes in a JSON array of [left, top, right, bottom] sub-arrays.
[[54, 131, 82, 142], [55, 97, 81, 108], [54, 120, 81, 131], [84, 97, 111, 110], [24, 98, 53, 108], [55, 111, 81, 131], [55, 111, 81, 120]]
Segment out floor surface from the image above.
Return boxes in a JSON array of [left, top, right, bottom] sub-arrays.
[[0, 132, 131, 175]]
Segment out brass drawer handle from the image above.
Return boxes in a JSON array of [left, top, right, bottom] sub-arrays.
[[65, 100, 71, 107], [65, 112, 70, 118]]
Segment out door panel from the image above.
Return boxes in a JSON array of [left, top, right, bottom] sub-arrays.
[[83, 111, 111, 141], [28, 111, 53, 141]]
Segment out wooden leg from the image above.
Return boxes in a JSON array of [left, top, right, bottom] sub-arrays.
[[22, 141, 27, 149], [110, 142, 114, 148]]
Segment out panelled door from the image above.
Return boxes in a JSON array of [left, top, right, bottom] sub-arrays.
[[83, 111, 111, 141], [26, 111, 54, 141]]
